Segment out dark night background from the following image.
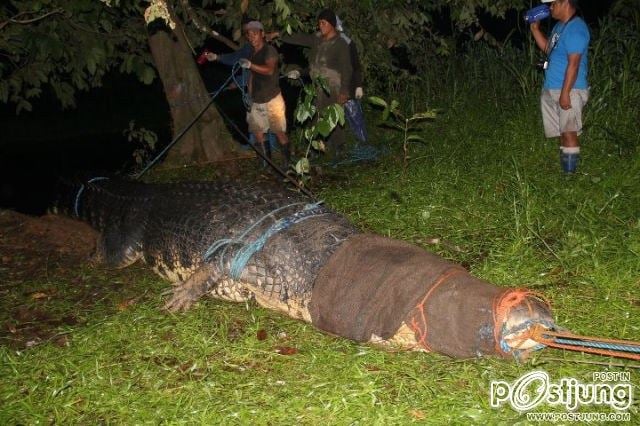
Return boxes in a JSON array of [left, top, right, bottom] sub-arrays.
[[0, 1, 615, 215]]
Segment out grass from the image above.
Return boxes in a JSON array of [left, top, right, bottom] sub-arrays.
[[2, 14, 640, 424]]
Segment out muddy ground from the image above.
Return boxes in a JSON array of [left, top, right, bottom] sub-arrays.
[[0, 210, 151, 350]]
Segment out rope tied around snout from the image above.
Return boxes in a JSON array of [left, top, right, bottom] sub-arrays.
[[494, 290, 640, 361]]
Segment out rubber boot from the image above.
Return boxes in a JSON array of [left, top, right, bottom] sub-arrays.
[[281, 143, 291, 171], [261, 141, 272, 168], [267, 132, 278, 153], [560, 152, 580, 174]]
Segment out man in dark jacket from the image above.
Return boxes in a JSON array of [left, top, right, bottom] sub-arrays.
[[269, 9, 353, 159]]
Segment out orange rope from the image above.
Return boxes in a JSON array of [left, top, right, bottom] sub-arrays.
[[529, 324, 640, 361], [492, 289, 550, 356], [408, 267, 466, 351]]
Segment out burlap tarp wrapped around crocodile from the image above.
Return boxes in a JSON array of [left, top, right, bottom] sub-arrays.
[[310, 234, 520, 358]]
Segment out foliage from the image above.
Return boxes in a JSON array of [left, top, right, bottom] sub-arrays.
[[369, 96, 436, 171], [123, 120, 158, 170], [586, 7, 640, 156], [0, 0, 531, 113], [0, 0, 154, 113], [291, 77, 344, 182]]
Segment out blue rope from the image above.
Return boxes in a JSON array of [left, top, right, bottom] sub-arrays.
[[203, 202, 308, 263], [134, 67, 238, 180], [73, 177, 109, 217], [229, 63, 252, 111], [229, 203, 326, 279], [549, 337, 640, 354], [203, 202, 326, 279], [330, 143, 386, 168]]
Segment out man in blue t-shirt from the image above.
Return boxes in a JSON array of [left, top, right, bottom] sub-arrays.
[[530, 0, 590, 173]]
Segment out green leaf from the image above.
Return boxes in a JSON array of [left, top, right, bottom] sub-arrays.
[[409, 111, 437, 120], [295, 158, 310, 174], [87, 57, 97, 75], [140, 66, 155, 85], [325, 104, 342, 128], [390, 100, 400, 113], [368, 96, 388, 108], [16, 99, 33, 114], [295, 102, 315, 124], [303, 127, 316, 142], [311, 140, 325, 152], [316, 119, 332, 137], [406, 134, 427, 143]]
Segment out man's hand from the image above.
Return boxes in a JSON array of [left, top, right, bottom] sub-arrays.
[[205, 52, 218, 61], [559, 92, 572, 110], [355, 87, 364, 99], [238, 58, 252, 69], [529, 21, 541, 33], [286, 69, 301, 79]]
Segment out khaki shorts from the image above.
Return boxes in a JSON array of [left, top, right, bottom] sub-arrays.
[[247, 93, 287, 135], [540, 89, 589, 138]]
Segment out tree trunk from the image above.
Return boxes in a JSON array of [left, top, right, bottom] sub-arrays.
[[147, 16, 246, 167]]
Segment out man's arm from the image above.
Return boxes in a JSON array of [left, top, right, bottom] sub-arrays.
[[529, 21, 549, 53], [210, 43, 252, 66], [336, 40, 352, 104], [349, 42, 364, 98], [560, 53, 581, 109], [270, 32, 317, 48], [248, 56, 277, 76]]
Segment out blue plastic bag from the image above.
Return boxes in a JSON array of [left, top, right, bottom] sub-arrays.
[[344, 99, 368, 143]]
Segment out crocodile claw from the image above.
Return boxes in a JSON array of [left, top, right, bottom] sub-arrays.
[[164, 287, 199, 312]]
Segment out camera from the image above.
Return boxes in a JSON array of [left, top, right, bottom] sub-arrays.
[[535, 60, 549, 71]]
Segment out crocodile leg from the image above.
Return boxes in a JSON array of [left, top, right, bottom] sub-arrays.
[[165, 264, 221, 312], [165, 263, 254, 312]]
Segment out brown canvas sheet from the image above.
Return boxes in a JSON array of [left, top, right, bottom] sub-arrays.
[[310, 233, 511, 358]]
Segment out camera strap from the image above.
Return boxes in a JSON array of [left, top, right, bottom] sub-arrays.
[[545, 14, 577, 61]]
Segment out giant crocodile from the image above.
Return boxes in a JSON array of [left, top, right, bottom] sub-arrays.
[[63, 178, 554, 359]]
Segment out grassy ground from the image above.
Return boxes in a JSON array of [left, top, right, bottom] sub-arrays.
[[1, 88, 638, 423]]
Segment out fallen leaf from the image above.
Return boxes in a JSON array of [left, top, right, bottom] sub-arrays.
[[410, 409, 426, 420], [275, 346, 298, 355], [31, 292, 49, 300], [117, 298, 137, 311], [54, 335, 70, 347], [256, 329, 268, 341]]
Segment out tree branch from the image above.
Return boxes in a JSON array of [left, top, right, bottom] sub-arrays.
[[0, 8, 65, 31], [178, 0, 238, 50]]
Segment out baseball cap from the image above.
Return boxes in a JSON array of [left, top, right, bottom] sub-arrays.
[[244, 20, 264, 31]]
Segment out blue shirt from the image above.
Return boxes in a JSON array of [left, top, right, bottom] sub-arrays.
[[544, 17, 590, 90]]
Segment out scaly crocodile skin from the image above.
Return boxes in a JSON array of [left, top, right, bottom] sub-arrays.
[[76, 180, 358, 318]]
